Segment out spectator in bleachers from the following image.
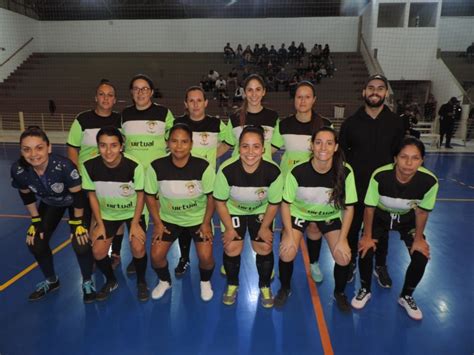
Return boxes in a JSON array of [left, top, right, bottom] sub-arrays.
[[232, 84, 244, 108], [207, 69, 220, 91], [296, 42, 306, 61], [224, 43, 235, 63], [227, 67, 239, 88], [215, 75, 229, 105], [243, 45, 253, 63], [275, 68, 289, 92], [423, 94, 437, 121], [288, 41, 297, 62], [322, 44, 330, 59], [260, 43, 269, 63], [310, 44, 321, 61], [288, 74, 300, 98], [200, 75, 211, 92], [466, 42, 474, 63], [269, 45, 278, 63], [278, 43, 288, 64], [400, 106, 420, 139], [48, 99, 56, 117]]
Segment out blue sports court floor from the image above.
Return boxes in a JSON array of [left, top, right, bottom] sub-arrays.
[[0, 143, 472, 355]]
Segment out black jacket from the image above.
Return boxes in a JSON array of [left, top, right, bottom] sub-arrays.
[[339, 105, 405, 195]]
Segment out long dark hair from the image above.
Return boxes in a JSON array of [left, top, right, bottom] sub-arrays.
[[19, 126, 50, 168], [311, 126, 346, 209], [238, 74, 266, 127]]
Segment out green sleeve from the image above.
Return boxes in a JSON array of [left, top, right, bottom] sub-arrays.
[[202, 163, 216, 194], [213, 168, 230, 201], [164, 109, 176, 140], [344, 164, 358, 205], [271, 120, 284, 149], [67, 119, 83, 148], [218, 120, 228, 143], [80, 162, 95, 191], [282, 171, 298, 203], [418, 181, 438, 211], [364, 174, 380, 207], [268, 172, 283, 204], [144, 166, 159, 195], [223, 119, 236, 147], [134, 163, 145, 191]]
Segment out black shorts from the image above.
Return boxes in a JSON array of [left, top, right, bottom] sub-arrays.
[[290, 216, 342, 235], [160, 221, 205, 243], [372, 209, 424, 248], [227, 214, 272, 243], [102, 215, 147, 240]]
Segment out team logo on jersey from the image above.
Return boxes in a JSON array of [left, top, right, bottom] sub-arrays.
[[70, 169, 80, 180], [199, 132, 210, 146], [51, 183, 64, 193], [146, 121, 158, 133], [255, 188, 266, 200], [119, 183, 134, 197], [185, 182, 197, 195], [28, 185, 38, 193]]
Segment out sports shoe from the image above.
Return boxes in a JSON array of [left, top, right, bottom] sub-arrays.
[[137, 282, 149, 302], [274, 288, 291, 308], [111, 253, 121, 270], [351, 288, 371, 309], [260, 287, 274, 308], [174, 258, 190, 277], [347, 262, 356, 283], [96, 280, 118, 301], [126, 260, 136, 275], [221, 265, 275, 281], [200, 281, 214, 301], [333, 292, 351, 313], [222, 285, 238, 305], [374, 265, 392, 288], [398, 295, 423, 320], [82, 280, 96, 303], [310, 262, 323, 283], [28, 278, 60, 301], [151, 280, 171, 300]]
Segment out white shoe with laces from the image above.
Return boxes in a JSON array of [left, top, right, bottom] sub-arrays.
[[200, 281, 214, 301], [151, 280, 171, 300], [351, 288, 372, 309], [398, 295, 423, 320]]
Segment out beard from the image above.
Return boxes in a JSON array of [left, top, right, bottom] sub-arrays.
[[364, 94, 385, 108]]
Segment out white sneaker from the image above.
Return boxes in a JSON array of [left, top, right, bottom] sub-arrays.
[[351, 288, 372, 309], [398, 295, 423, 320], [200, 281, 214, 301], [151, 280, 171, 300]]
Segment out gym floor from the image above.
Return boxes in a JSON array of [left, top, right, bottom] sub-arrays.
[[0, 143, 472, 355]]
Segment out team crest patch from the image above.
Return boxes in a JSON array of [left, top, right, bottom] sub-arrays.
[[119, 183, 134, 196], [51, 183, 64, 193], [199, 132, 210, 146], [255, 188, 266, 200], [70, 169, 80, 180], [146, 121, 158, 133], [185, 181, 197, 195]]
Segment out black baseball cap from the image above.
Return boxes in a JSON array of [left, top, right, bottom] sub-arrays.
[[366, 74, 388, 88]]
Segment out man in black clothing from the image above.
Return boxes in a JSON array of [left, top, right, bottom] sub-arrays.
[[339, 74, 405, 287], [438, 97, 461, 148]]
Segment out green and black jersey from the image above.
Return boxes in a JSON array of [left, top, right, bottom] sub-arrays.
[[271, 113, 332, 175], [213, 156, 283, 215], [121, 103, 175, 166], [174, 114, 227, 169], [81, 153, 144, 221], [145, 155, 215, 226], [67, 109, 122, 165], [283, 161, 357, 221], [223, 107, 279, 161], [364, 164, 438, 214]]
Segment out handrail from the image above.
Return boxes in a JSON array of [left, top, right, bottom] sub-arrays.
[[0, 37, 34, 67]]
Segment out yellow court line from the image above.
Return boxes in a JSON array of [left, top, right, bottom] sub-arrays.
[[0, 238, 71, 292], [300, 239, 334, 355]]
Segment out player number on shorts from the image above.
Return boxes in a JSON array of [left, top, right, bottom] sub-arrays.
[[294, 217, 305, 228], [231, 216, 240, 228]]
